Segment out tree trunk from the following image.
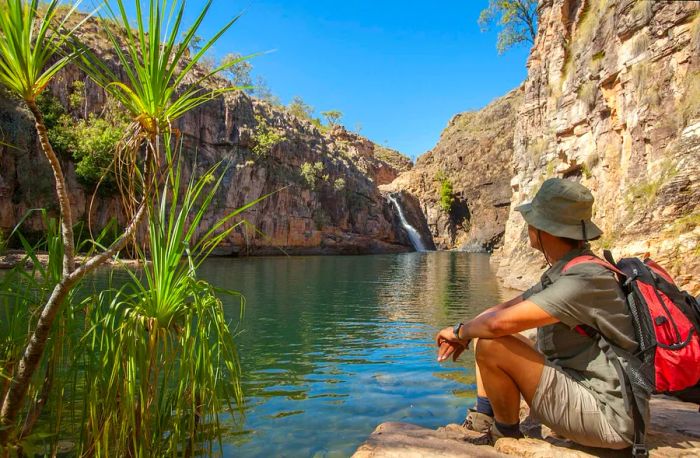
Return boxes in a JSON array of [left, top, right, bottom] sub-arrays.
[[25, 99, 76, 277], [0, 277, 77, 444], [0, 126, 154, 447]]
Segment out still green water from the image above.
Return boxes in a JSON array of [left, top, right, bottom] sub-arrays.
[[197, 252, 513, 457]]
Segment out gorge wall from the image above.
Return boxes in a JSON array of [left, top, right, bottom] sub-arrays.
[[494, 0, 700, 294], [389, 0, 699, 295], [0, 21, 428, 256], [382, 88, 522, 251]]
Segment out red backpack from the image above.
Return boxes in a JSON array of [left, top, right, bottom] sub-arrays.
[[563, 251, 700, 457]]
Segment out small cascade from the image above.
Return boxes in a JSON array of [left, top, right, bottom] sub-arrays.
[[387, 194, 427, 252]]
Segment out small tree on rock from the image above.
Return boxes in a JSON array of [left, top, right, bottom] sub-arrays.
[[321, 110, 343, 127], [222, 52, 253, 89], [478, 0, 538, 54]]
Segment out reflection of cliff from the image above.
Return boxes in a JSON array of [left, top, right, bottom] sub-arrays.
[[375, 252, 507, 327]]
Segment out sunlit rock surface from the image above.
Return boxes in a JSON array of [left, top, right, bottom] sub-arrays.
[[494, 0, 700, 294], [382, 88, 523, 252], [0, 16, 417, 255], [353, 397, 700, 458]]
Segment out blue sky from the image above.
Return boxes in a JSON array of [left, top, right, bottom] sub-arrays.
[[111, 1, 531, 159]]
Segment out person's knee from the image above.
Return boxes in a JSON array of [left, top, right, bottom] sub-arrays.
[[475, 336, 505, 366]]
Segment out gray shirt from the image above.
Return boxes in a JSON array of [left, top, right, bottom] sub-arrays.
[[523, 247, 648, 442]]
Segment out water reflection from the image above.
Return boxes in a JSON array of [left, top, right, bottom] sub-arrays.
[[197, 252, 511, 457]]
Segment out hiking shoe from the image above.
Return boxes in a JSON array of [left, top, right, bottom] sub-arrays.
[[461, 409, 494, 433], [464, 422, 524, 447]]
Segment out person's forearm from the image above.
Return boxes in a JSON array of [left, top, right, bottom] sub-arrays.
[[456, 299, 559, 343], [460, 310, 504, 340], [473, 294, 523, 320]]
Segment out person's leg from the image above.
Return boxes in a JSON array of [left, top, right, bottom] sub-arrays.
[[473, 338, 492, 416], [475, 355, 487, 398], [463, 358, 495, 431], [475, 335, 545, 425]]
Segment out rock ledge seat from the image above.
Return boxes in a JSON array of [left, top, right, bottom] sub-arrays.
[[352, 397, 700, 457]]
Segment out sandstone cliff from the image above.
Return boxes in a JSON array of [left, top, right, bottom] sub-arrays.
[[493, 0, 700, 294], [0, 19, 426, 256], [387, 0, 699, 293], [382, 88, 522, 251]]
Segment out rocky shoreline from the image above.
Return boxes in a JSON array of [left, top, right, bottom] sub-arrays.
[[353, 397, 700, 457]]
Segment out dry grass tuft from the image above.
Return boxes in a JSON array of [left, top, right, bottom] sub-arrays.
[[578, 81, 598, 108], [675, 72, 700, 129], [631, 30, 651, 58], [527, 137, 550, 161]]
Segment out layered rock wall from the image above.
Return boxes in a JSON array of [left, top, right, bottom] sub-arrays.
[[383, 88, 522, 251], [494, 0, 700, 293], [0, 24, 421, 255]]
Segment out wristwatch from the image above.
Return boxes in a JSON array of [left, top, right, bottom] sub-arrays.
[[453, 322, 464, 340]]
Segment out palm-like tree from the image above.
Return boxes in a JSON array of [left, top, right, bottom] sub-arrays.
[[0, 0, 96, 443], [0, 0, 249, 446]]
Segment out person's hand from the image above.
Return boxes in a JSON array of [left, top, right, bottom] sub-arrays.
[[435, 326, 470, 362]]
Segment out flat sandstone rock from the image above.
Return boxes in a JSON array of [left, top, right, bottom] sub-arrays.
[[352, 397, 700, 458]]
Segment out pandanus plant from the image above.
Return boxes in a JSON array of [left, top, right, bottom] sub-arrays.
[[0, 0, 251, 448], [79, 157, 266, 456]]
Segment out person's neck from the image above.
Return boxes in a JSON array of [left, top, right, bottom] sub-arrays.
[[545, 243, 583, 264], [540, 235, 585, 264]]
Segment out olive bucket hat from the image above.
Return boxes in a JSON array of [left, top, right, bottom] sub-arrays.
[[515, 178, 603, 241]]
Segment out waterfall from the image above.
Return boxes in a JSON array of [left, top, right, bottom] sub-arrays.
[[387, 194, 427, 252]]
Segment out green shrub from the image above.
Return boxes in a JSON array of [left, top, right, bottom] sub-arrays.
[[36, 93, 127, 188], [288, 96, 314, 121], [252, 115, 285, 157], [300, 161, 325, 189], [36, 93, 74, 158], [436, 171, 455, 213], [68, 80, 86, 111], [72, 115, 124, 187], [333, 178, 345, 192], [322, 110, 343, 127]]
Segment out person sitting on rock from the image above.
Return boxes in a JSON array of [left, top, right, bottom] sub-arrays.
[[435, 178, 649, 450]]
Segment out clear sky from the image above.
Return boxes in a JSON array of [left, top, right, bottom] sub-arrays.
[[113, 0, 532, 160]]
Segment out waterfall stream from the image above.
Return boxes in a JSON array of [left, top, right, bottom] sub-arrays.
[[387, 194, 427, 252]]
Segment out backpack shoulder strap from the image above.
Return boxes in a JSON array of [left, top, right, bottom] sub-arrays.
[[563, 255, 626, 277]]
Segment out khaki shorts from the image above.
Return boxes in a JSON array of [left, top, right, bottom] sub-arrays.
[[531, 364, 630, 450]]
